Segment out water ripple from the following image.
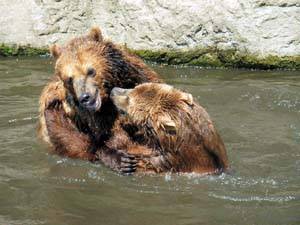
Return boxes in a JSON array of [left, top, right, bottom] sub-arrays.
[[8, 115, 38, 124], [209, 193, 297, 203]]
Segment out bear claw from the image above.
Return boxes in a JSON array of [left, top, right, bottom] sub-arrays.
[[120, 154, 137, 175]]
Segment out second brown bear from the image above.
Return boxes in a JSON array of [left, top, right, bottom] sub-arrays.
[[110, 83, 229, 174]]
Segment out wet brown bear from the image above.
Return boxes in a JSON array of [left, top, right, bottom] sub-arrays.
[[38, 27, 160, 174], [110, 83, 229, 174]]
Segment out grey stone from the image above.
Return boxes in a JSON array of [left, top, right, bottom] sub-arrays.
[[0, 0, 299, 56]]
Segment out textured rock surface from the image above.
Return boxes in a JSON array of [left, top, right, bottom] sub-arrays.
[[0, 0, 299, 57]]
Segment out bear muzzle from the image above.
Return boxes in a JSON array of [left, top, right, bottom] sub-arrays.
[[110, 87, 132, 114], [78, 90, 101, 111]]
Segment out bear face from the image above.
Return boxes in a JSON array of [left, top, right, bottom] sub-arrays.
[[110, 83, 229, 173], [110, 83, 194, 135], [51, 28, 108, 112]]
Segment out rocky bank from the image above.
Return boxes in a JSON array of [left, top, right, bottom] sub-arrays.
[[0, 0, 299, 69]]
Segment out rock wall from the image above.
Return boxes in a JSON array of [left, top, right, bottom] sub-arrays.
[[0, 0, 299, 57]]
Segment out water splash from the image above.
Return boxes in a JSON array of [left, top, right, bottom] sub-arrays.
[[87, 169, 105, 182], [187, 173, 289, 188]]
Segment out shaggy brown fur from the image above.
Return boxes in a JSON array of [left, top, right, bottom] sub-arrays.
[[110, 83, 229, 174], [101, 120, 160, 173], [38, 27, 160, 174]]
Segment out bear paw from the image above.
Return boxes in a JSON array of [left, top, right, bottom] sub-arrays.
[[118, 152, 137, 175]]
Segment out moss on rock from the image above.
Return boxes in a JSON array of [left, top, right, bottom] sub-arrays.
[[0, 44, 48, 57], [1, 43, 299, 70], [130, 48, 300, 70]]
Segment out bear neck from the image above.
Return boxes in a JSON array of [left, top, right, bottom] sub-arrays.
[[72, 98, 118, 145], [103, 42, 159, 87]]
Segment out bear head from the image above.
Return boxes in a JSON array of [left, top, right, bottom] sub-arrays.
[[110, 83, 194, 135]]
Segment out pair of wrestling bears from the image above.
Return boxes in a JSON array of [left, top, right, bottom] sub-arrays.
[[38, 27, 229, 175]]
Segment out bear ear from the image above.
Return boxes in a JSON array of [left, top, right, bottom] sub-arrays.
[[49, 44, 62, 59], [88, 27, 103, 42], [181, 92, 193, 106], [160, 116, 177, 135]]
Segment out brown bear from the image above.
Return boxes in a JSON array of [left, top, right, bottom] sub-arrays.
[[38, 27, 160, 174], [110, 83, 229, 174]]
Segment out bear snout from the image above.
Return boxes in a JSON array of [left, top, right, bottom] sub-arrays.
[[78, 90, 101, 111], [110, 87, 127, 97]]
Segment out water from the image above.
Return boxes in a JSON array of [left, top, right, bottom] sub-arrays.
[[0, 57, 299, 225]]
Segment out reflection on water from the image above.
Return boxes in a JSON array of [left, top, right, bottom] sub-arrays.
[[0, 57, 299, 225]]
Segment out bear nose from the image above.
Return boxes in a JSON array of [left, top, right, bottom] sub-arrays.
[[79, 93, 92, 105]]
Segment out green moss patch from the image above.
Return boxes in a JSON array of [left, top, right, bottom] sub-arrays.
[[1, 43, 299, 70], [0, 44, 48, 57], [130, 48, 300, 70]]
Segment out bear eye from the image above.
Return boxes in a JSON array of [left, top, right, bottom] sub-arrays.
[[87, 67, 96, 77]]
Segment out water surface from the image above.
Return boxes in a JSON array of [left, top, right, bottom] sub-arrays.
[[0, 57, 299, 225]]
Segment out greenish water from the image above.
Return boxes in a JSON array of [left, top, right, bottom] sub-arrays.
[[0, 57, 299, 225]]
